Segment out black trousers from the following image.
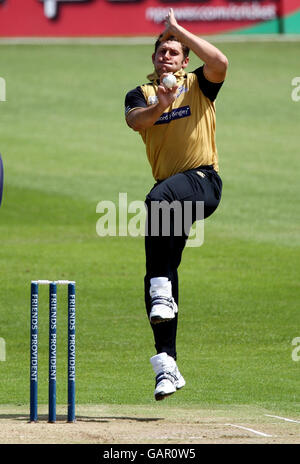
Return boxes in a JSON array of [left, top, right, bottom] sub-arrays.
[[144, 165, 222, 360]]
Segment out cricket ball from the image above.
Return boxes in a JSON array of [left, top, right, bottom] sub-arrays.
[[162, 74, 177, 89]]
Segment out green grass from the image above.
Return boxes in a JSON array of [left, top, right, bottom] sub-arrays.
[[0, 42, 299, 414]]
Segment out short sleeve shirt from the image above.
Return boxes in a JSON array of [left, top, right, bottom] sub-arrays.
[[125, 66, 223, 181]]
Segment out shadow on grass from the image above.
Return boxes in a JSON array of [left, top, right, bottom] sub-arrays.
[[0, 414, 164, 423]]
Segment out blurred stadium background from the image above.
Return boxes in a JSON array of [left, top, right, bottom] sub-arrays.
[[0, 0, 300, 38]]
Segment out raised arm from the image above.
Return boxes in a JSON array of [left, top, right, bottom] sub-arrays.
[[160, 9, 228, 83]]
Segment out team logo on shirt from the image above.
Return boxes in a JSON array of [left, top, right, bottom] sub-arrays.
[[176, 85, 188, 98], [155, 105, 191, 125]]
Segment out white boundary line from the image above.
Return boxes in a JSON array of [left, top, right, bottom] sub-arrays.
[[265, 414, 300, 424], [225, 423, 273, 438], [0, 34, 300, 45]]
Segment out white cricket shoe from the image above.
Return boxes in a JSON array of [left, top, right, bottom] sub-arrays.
[[149, 277, 178, 325], [150, 352, 186, 401]]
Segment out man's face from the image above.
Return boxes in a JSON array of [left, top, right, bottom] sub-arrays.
[[152, 40, 189, 76]]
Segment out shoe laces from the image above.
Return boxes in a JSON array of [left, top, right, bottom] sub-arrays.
[[151, 295, 174, 309], [155, 371, 178, 386]]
